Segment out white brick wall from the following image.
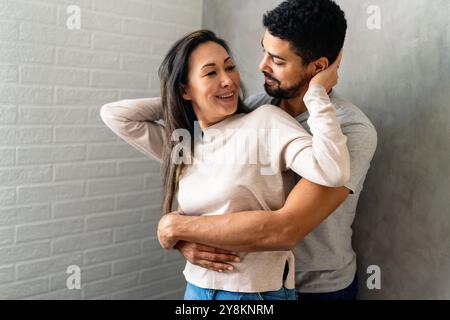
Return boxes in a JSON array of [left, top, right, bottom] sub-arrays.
[[0, 0, 203, 300]]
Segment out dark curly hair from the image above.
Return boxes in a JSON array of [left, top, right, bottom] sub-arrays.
[[263, 0, 347, 65]]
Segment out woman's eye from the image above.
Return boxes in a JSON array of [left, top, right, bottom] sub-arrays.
[[206, 71, 216, 76], [226, 66, 236, 71]]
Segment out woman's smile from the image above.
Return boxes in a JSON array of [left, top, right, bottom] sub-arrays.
[[216, 91, 237, 104]]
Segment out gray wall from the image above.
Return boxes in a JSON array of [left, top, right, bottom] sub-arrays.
[[0, 0, 202, 300], [203, 0, 450, 299]]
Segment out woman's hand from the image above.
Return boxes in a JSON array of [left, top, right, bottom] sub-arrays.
[[157, 211, 181, 250], [175, 241, 240, 273], [310, 50, 343, 92]]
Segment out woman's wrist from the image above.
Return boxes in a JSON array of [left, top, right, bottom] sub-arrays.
[[303, 84, 334, 117], [308, 83, 327, 92], [304, 84, 328, 103]]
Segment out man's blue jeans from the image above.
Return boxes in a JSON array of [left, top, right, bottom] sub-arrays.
[[184, 282, 297, 300]]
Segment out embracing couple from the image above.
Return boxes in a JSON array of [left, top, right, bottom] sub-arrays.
[[101, 0, 377, 300]]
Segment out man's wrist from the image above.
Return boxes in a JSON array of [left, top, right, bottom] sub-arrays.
[[168, 214, 186, 242]]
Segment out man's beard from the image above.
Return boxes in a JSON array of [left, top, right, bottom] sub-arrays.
[[263, 72, 309, 100]]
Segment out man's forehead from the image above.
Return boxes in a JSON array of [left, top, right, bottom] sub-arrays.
[[262, 36, 306, 66], [262, 31, 295, 58]]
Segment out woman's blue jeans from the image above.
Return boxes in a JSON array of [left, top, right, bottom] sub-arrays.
[[184, 282, 297, 300]]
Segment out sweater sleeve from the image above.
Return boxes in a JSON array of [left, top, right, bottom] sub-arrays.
[[100, 97, 165, 162], [265, 85, 350, 187]]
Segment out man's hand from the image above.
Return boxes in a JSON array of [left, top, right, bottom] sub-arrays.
[[175, 241, 241, 273], [157, 212, 179, 250], [310, 50, 343, 92]]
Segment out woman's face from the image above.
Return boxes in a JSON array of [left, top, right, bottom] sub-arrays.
[[182, 41, 241, 128]]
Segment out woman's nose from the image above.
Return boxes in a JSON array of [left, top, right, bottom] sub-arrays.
[[221, 74, 233, 87]]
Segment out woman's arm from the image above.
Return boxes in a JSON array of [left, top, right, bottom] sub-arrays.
[[280, 84, 350, 187], [100, 97, 165, 162]]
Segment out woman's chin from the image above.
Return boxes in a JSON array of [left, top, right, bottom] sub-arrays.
[[226, 105, 239, 116], [216, 102, 238, 115]]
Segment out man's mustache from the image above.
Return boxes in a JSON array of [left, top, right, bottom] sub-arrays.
[[263, 72, 280, 84]]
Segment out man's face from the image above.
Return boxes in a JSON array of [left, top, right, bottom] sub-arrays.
[[259, 30, 311, 99]]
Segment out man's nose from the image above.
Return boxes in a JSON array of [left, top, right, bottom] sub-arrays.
[[259, 54, 271, 73]]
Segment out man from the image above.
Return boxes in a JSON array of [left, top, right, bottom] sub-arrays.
[[158, 0, 377, 300]]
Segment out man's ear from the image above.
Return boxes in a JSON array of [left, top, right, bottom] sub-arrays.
[[312, 57, 330, 76], [180, 84, 192, 101]]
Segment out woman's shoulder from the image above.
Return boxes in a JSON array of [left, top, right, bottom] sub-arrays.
[[247, 104, 287, 118], [252, 104, 280, 113], [243, 104, 295, 126]]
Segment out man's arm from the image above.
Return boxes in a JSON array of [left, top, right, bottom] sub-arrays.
[[159, 107, 377, 254], [159, 178, 349, 252]]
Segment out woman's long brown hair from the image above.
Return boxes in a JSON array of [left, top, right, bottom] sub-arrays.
[[158, 30, 249, 215]]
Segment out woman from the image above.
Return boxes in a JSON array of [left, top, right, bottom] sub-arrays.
[[101, 30, 349, 300]]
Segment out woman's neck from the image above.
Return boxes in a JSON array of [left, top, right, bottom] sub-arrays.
[[196, 114, 235, 129]]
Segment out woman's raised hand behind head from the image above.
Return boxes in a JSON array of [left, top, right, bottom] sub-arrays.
[[309, 50, 343, 92]]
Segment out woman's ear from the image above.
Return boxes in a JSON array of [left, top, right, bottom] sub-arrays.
[[180, 84, 192, 101], [312, 57, 330, 76]]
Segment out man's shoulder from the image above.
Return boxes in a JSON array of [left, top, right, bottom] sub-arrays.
[[331, 91, 377, 137], [326, 93, 378, 194], [244, 92, 273, 110]]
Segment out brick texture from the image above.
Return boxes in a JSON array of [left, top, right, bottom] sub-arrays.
[[0, 0, 202, 300]]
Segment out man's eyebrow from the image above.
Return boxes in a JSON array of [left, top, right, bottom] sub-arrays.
[[268, 52, 286, 61], [261, 39, 286, 61], [201, 57, 232, 70]]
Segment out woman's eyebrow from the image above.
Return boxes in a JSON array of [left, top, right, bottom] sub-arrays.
[[201, 57, 232, 70], [201, 63, 214, 70]]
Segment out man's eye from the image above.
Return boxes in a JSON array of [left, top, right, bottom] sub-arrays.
[[226, 66, 236, 71]]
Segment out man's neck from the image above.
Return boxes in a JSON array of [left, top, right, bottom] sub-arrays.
[[278, 87, 333, 119], [278, 86, 309, 119], [279, 97, 307, 119]]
